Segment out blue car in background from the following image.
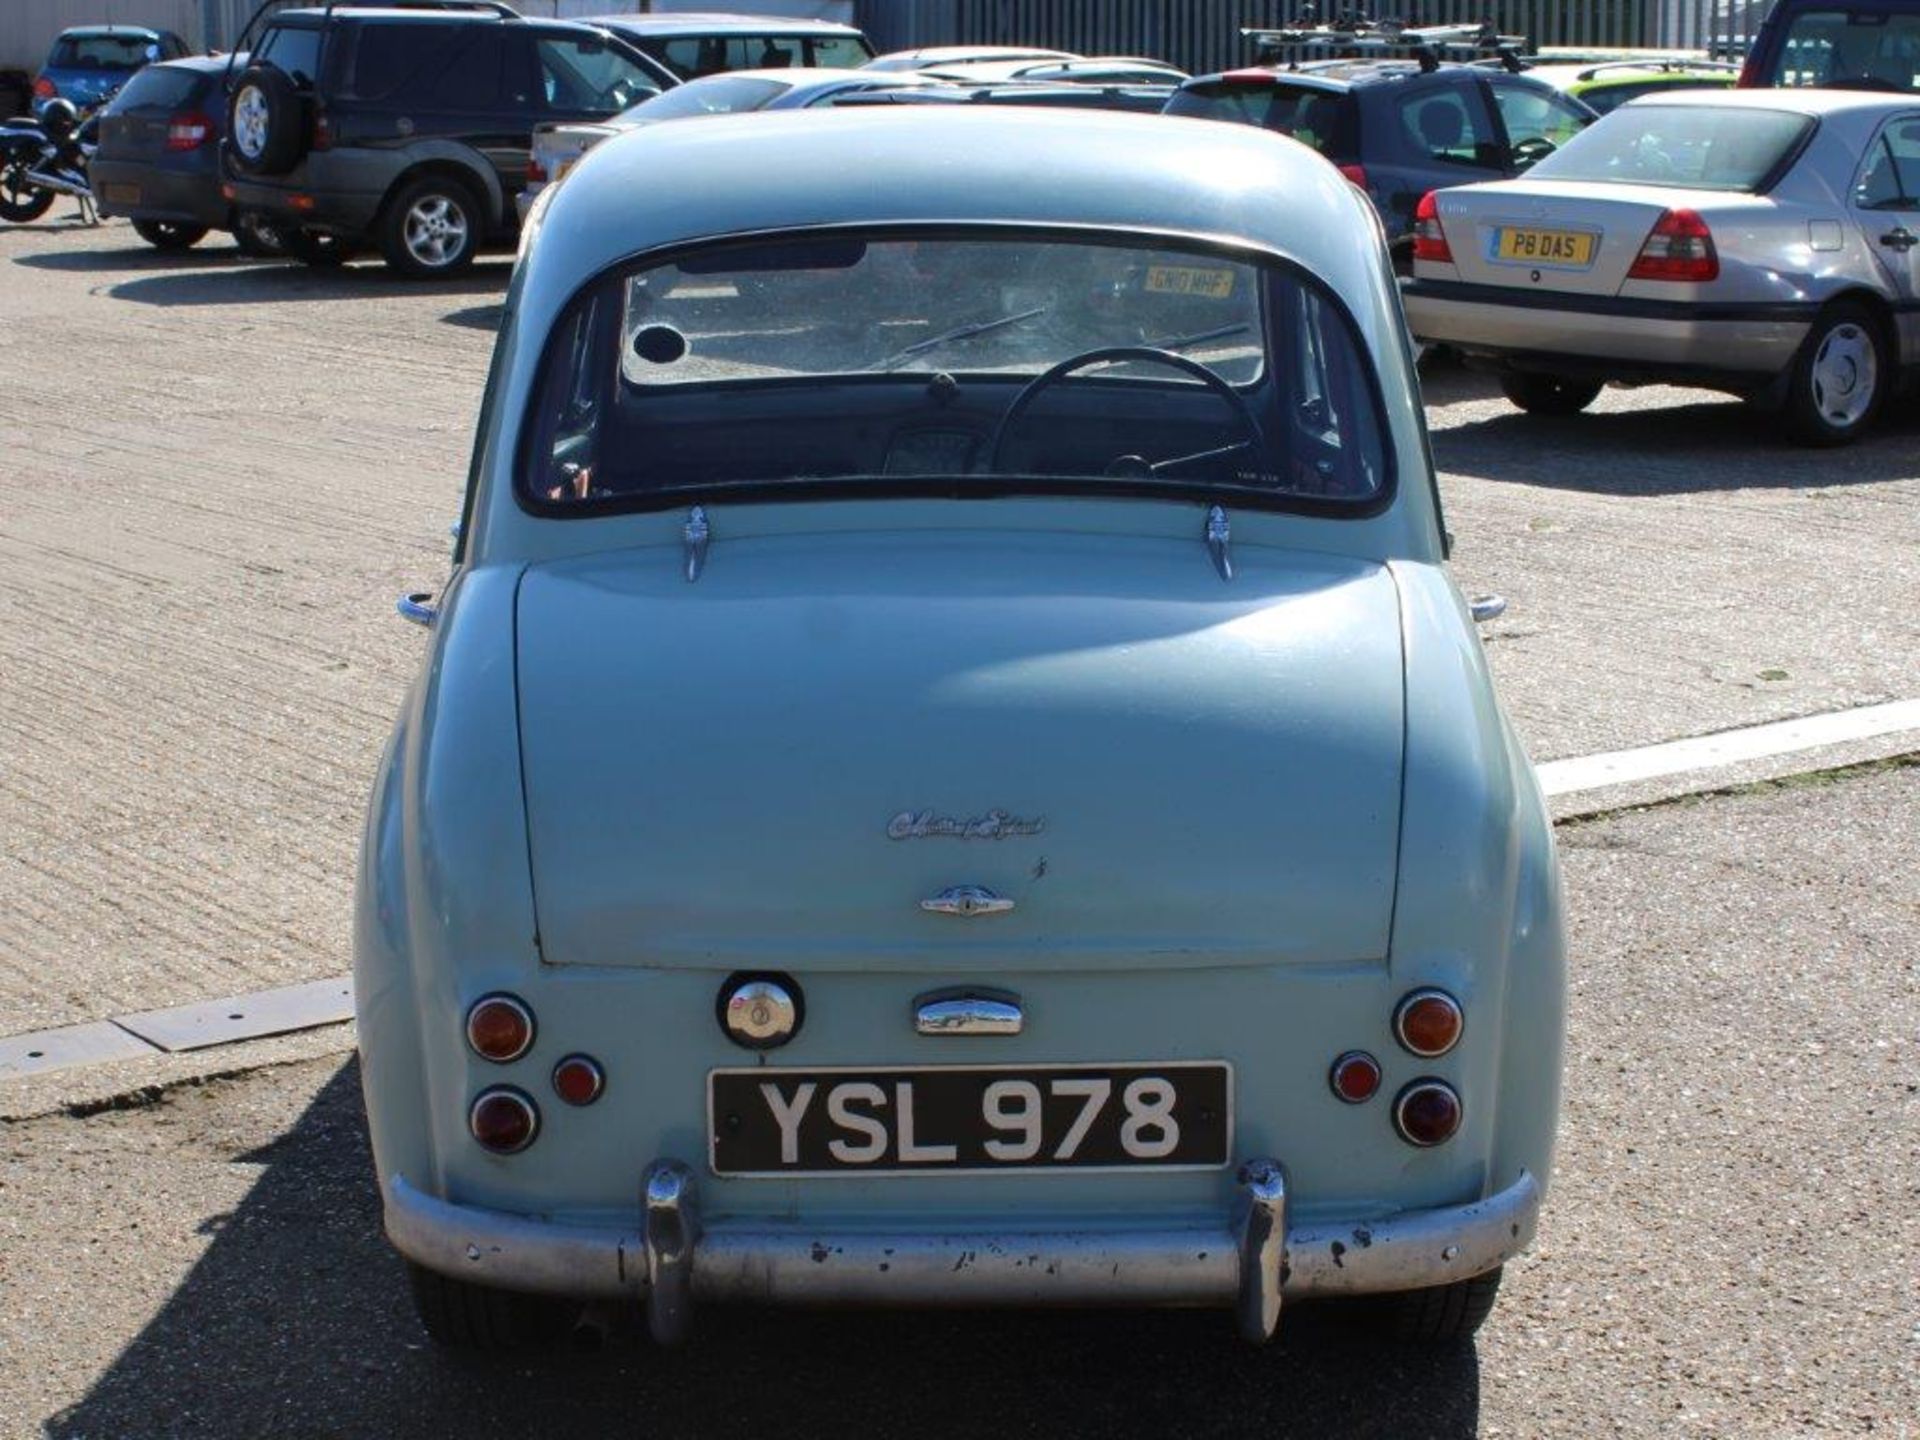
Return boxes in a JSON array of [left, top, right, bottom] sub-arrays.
[[33, 26, 189, 115]]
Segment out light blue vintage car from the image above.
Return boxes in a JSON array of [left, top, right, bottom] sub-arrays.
[[356, 104, 1565, 1352]]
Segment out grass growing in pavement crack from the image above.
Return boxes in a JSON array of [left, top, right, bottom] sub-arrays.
[[1555, 751, 1919, 830]]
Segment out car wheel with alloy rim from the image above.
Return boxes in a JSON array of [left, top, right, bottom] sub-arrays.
[[379, 177, 481, 279], [1784, 302, 1885, 447]]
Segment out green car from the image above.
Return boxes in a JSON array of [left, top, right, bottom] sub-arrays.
[[1525, 55, 1738, 115]]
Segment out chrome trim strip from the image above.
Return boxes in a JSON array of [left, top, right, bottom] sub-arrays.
[[683, 505, 709, 583], [383, 1169, 1540, 1325], [1205, 504, 1233, 581]]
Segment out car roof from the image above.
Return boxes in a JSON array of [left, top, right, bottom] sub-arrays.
[[57, 25, 168, 40], [584, 12, 865, 37], [1526, 60, 1736, 86], [865, 45, 1075, 69], [1611, 85, 1917, 116], [526, 106, 1380, 306], [145, 54, 238, 76]]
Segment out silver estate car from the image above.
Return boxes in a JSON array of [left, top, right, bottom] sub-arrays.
[[1403, 90, 1920, 444]]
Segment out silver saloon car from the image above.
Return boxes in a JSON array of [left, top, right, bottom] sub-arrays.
[[1403, 90, 1920, 444]]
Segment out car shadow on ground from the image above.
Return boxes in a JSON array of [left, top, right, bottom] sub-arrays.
[[442, 302, 505, 331], [1423, 364, 1920, 494], [44, 1060, 1480, 1440], [105, 259, 514, 306]]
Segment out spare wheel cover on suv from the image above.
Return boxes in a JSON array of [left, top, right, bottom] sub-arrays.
[[228, 64, 306, 176]]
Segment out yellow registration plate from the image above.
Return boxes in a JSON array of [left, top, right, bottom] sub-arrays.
[[1144, 265, 1236, 298], [1496, 227, 1595, 267]]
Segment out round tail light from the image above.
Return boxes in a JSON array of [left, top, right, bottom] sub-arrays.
[[465, 993, 535, 1063], [1393, 1079, 1463, 1147], [551, 1053, 605, 1107], [470, 1087, 539, 1154], [1393, 988, 1463, 1058], [1328, 1050, 1382, 1104]]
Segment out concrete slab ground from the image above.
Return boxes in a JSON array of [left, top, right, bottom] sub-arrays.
[[1, 765, 1912, 1439], [1, 221, 1916, 1049]]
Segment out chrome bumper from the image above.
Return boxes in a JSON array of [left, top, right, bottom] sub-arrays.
[[385, 1162, 1540, 1345]]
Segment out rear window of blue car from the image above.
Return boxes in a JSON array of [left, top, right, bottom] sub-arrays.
[[108, 64, 208, 111], [49, 33, 159, 70], [519, 229, 1389, 515]]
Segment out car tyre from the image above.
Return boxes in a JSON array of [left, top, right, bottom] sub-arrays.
[[1783, 302, 1886, 447], [132, 219, 209, 250], [1365, 1266, 1504, 1344], [407, 1263, 571, 1350], [1498, 372, 1603, 416], [226, 64, 305, 176], [231, 210, 287, 258], [283, 227, 357, 268], [378, 176, 482, 279]]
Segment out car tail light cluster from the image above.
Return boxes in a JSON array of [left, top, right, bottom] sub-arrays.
[[1337, 163, 1369, 191], [33, 77, 56, 101], [1329, 986, 1465, 1146], [165, 112, 212, 151], [1412, 191, 1452, 264], [527, 155, 548, 184], [311, 111, 335, 152], [464, 994, 604, 1154], [1627, 208, 1718, 283]]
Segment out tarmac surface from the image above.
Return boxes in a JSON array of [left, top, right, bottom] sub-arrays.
[[4, 766, 1914, 1438], [1, 218, 1917, 1437]]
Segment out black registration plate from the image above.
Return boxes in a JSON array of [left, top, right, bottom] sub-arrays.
[[709, 1062, 1231, 1176]]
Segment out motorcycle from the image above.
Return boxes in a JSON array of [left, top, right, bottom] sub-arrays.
[[0, 92, 111, 225]]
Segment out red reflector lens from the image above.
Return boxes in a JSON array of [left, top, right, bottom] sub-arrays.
[[552, 1054, 605, 1106], [1412, 190, 1452, 263], [165, 113, 211, 151], [527, 156, 547, 183], [470, 1087, 539, 1154], [33, 77, 56, 100], [1329, 1050, 1382, 1104], [465, 994, 535, 1063], [1393, 1080, 1463, 1147], [290, 194, 317, 212], [1626, 208, 1718, 282], [1393, 988, 1464, 1058], [312, 112, 334, 151]]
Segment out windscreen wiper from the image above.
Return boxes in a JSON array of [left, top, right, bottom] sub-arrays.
[[868, 306, 1050, 372]]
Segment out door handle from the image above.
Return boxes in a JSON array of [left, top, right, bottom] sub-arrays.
[[1879, 226, 1918, 251]]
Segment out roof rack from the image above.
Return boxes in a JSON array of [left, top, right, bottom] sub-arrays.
[[1242, 16, 1526, 74], [324, 0, 521, 15], [1572, 57, 1739, 80]]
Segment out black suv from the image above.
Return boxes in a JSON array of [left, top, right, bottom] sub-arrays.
[[224, 2, 668, 276], [1165, 58, 1596, 267]]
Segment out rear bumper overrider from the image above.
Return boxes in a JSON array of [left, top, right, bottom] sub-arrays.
[[384, 1162, 1540, 1344]]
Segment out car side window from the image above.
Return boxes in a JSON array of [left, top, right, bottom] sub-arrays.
[[1856, 119, 1920, 209], [430, 30, 508, 110], [534, 35, 660, 114], [337, 23, 465, 100], [807, 36, 871, 68], [255, 25, 324, 88], [1489, 79, 1591, 161], [1397, 88, 1500, 169]]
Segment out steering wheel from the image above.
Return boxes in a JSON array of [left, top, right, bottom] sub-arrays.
[[986, 346, 1267, 477], [1510, 135, 1558, 168]]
